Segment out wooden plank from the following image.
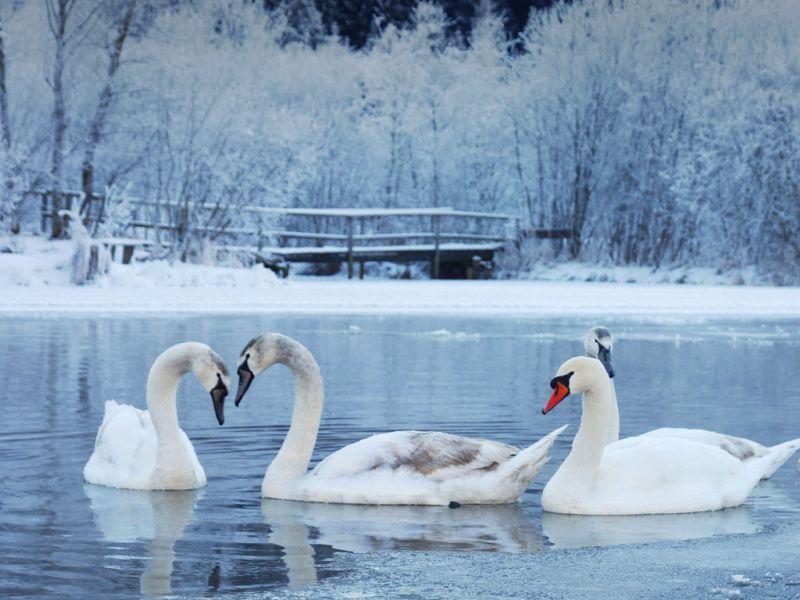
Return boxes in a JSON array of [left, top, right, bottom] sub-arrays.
[[352, 232, 506, 242], [346, 217, 354, 279], [532, 228, 572, 239], [245, 206, 456, 218], [251, 242, 503, 264], [432, 214, 441, 279], [262, 230, 347, 241], [244, 206, 517, 220], [441, 209, 516, 220]]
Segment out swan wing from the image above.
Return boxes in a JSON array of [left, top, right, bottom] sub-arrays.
[[636, 428, 768, 461], [83, 400, 157, 489], [310, 431, 519, 481], [586, 436, 763, 514]]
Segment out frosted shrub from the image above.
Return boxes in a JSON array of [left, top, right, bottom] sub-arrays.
[[59, 210, 110, 285]]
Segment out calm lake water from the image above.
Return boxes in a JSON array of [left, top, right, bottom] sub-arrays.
[[1, 314, 799, 597]]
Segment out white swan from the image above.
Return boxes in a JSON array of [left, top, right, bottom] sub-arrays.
[[233, 332, 565, 505], [540, 356, 800, 515], [588, 325, 790, 477], [84, 342, 230, 490]]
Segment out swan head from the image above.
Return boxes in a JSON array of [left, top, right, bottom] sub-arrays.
[[542, 356, 609, 415], [193, 348, 230, 426], [234, 333, 285, 406], [583, 326, 614, 378]]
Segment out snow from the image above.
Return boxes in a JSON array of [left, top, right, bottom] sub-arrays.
[[247, 206, 513, 219], [0, 237, 279, 292], [513, 261, 768, 287], [259, 242, 503, 257], [2, 237, 800, 317]]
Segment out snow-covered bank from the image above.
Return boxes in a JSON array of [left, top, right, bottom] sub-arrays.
[[513, 261, 767, 287], [0, 236, 279, 289], [2, 277, 800, 318], [2, 237, 799, 317]]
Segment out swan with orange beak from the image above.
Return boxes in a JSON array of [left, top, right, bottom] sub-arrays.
[[539, 356, 800, 515]]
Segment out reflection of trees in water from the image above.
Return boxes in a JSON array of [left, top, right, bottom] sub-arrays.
[[84, 486, 199, 596]]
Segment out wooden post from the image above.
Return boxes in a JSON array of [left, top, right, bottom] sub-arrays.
[[346, 216, 354, 279], [358, 217, 365, 279], [40, 192, 48, 233], [431, 214, 441, 279], [122, 244, 135, 265]]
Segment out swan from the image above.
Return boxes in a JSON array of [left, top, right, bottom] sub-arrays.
[[83, 342, 230, 490], [233, 332, 566, 505], [540, 356, 800, 515], [588, 326, 791, 477], [583, 326, 617, 444]]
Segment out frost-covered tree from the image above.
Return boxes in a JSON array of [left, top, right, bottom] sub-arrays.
[[1, 0, 798, 281]]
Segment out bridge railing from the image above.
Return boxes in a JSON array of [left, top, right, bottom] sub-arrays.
[[26, 190, 569, 278], [240, 206, 517, 278]]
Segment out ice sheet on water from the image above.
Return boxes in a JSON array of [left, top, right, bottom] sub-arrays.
[[418, 329, 482, 341]]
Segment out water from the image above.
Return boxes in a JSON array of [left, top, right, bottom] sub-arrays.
[[1, 314, 799, 597]]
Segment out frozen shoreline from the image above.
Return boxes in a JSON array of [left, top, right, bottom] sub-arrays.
[[2, 237, 799, 318], [265, 520, 800, 600], [2, 278, 800, 318]]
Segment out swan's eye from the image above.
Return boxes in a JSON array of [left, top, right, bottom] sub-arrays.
[[245, 353, 250, 360], [550, 371, 574, 389]]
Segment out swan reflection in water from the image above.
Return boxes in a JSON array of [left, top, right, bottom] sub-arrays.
[[84, 484, 199, 596], [542, 478, 797, 548], [542, 506, 758, 548], [262, 498, 543, 587]]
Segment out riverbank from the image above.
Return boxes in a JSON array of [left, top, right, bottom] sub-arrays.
[[2, 237, 799, 317]]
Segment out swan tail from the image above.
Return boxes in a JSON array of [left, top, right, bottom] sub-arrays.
[[757, 438, 800, 480], [93, 400, 121, 445], [499, 425, 568, 486]]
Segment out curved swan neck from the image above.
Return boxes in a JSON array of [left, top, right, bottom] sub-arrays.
[[266, 338, 324, 484], [559, 378, 613, 477], [607, 379, 620, 445], [146, 343, 203, 444]]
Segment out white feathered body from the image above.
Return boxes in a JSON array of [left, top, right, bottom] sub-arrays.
[[543, 430, 800, 515], [609, 386, 784, 479], [262, 426, 566, 505], [84, 400, 206, 490]]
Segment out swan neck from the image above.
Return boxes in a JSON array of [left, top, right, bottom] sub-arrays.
[[146, 347, 194, 445], [606, 379, 619, 445], [266, 341, 324, 484], [561, 384, 612, 475]]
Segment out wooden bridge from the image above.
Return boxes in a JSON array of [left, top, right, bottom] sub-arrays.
[[28, 190, 570, 279]]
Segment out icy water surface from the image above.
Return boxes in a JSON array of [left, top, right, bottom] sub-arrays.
[[1, 314, 799, 597]]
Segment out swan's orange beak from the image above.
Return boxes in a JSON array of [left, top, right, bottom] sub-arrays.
[[542, 381, 570, 415]]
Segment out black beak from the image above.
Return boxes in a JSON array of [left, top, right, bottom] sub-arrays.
[[597, 345, 615, 378], [235, 359, 254, 407], [211, 378, 227, 425]]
